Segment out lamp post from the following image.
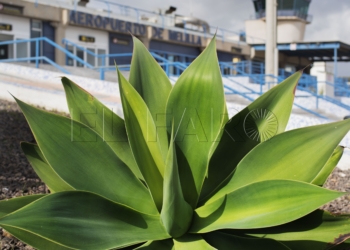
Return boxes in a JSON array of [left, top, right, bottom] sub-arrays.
[[265, 0, 278, 89]]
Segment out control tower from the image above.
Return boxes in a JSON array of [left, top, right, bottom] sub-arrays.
[[245, 0, 312, 44]]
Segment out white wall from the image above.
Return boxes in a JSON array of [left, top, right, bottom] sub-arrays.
[[0, 15, 30, 59], [65, 26, 108, 51], [65, 26, 109, 66], [245, 19, 266, 44], [278, 21, 306, 43], [245, 18, 308, 44], [0, 14, 30, 39], [311, 62, 335, 98]]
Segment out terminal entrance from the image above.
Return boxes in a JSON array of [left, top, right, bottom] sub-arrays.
[[150, 40, 199, 75], [153, 52, 196, 75], [109, 33, 133, 65], [0, 44, 8, 60]]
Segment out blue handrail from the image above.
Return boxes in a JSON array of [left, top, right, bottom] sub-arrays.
[[223, 76, 261, 96], [62, 38, 188, 79], [223, 84, 255, 102], [62, 38, 180, 64], [1, 36, 350, 119], [218, 64, 327, 118], [0, 37, 93, 70]]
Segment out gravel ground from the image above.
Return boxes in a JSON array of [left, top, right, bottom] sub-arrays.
[[0, 99, 350, 249]]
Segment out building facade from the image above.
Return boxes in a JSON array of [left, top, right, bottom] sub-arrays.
[[0, 0, 251, 70]]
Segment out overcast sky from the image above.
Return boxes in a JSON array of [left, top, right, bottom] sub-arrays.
[[88, 0, 350, 43]]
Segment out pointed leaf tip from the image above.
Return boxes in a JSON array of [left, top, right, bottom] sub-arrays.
[[0, 192, 169, 250], [166, 34, 227, 208], [61, 77, 143, 180], [192, 180, 344, 233], [200, 70, 302, 204], [15, 98, 157, 215], [206, 119, 350, 204], [118, 67, 165, 212], [129, 34, 172, 162], [21, 142, 74, 193]]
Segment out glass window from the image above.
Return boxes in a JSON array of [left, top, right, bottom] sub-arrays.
[[168, 55, 174, 75], [30, 39, 41, 59], [277, 0, 283, 10], [32, 20, 42, 29], [98, 49, 106, 67], [30, 20, 42, 60], [76, 48, 84, 67], [16, 39, 27, 58], [111, 37, 129, 46], [31, 30, 41, 39], [8, 44, 14, 59], [294, 0, 310, 18], [283, 0, 294, 9], [87, 48, 95, 67], [67, 45, 74, 66]]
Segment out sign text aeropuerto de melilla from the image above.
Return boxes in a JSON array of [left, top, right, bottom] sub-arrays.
[[69, 11, 147, 35], [69, 11, 202, 46]]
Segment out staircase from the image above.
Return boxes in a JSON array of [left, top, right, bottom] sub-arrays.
[[1, 37, 350, 120]]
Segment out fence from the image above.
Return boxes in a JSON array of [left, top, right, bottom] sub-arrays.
[[1, 37, 350, 118]]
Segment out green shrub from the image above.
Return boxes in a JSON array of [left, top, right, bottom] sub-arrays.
[[1, 37, 350, 249]]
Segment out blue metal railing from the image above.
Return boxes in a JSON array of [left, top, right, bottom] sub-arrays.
[[0, 37, 93, 72], [62, 38, 188, 80], [223, 83, 255, 102], [218, 62, 350, 118], [222, 71, 328, 119], [322, 81, 350, 110], [220, 60, 318, 93], [334, 78, 350, 97], [2, 37, 350, 119]]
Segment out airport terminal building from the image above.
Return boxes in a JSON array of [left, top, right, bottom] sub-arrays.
[[0, 0, 250, 69], [1, 0, 350, 85]]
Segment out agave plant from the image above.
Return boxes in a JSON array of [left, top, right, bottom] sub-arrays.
[[1, 36, 350, 250]]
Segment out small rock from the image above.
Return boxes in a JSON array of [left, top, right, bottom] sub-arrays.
[[339, 172, 346, 177], [2, 229, 12, 238]]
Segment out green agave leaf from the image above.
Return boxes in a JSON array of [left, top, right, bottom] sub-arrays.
[[190, 180, 344, 233], [173, 234, 216, 250], [61, 77, 142, 180], [0, 192, 169, 250], [14, 98, 157, 215], [203, 231, 290, 250], [0, 195, 45, 218], [21, 142, 74, 193], [240, 210, 350, 250], [135, 239, 174, 249], [312, 146, 344, 185], [118, 68, 165, 211], [206, 119, 350, 204], [0, 225, 74, 250], [161, 124, 193, 238], [165, 37, 227, 208], [200, 72, 302, 204], [129, 37, 172, 161]]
